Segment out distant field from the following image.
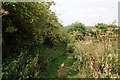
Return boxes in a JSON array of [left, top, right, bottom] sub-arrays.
[[87, 26, 94, 28], [64, 26, 94, 28]]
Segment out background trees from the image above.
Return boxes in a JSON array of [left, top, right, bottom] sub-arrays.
[[65, 22, 87, 41]]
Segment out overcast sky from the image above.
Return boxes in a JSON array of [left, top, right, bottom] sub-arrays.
[[50, 0, 119, 26]]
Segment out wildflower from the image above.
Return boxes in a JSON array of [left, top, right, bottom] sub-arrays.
[[106, 31, 113, 34], [4, 11, 9, 15], [78, 56, 82, 62], [61, 63, 64, 68], [114, 27, 119, 30], [92, 29, 96, 32], [0, 9, 9, 15], [99, 35, 105, 38], [89, 33, 91, 36], [98, 29, 102, 32], [108, 54, 112, 57]]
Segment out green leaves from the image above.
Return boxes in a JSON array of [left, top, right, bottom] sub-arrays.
[[2, 1, 69, 79], [6, 26, 17, 33], [65, 22, 87, 41]]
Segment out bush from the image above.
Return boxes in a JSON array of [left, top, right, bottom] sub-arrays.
[[66, 43, 75, 53], [66, 22, 87, 34], [2, 45, 66, 79], [2, 2, 68, 59], [2, 1, 69, 79]]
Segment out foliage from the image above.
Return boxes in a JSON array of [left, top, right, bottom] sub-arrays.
[[2, 1, 119, 78], [95, 23, 118, 34], [2, 2, 68, 59], [46, 55, 67, 78], [63, 25, 119, 78], [65, 22, 87, 41], [66, 22, 87, 34], [66, 43, 75, 53], [2, 1, 68, 79], [2, 46, 66, 78], [86, 23, 118, 40], [56, 22, 119, 78]]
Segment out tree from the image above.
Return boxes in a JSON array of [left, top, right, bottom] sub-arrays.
[[65, 22, 87, 40]]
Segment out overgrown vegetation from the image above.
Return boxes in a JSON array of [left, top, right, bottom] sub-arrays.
[[57, 22, 119, 78], [2, 1, 69, 79], [1, 1, 119, 79]]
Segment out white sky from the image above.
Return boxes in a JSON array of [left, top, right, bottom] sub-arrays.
[[50, 0, 120, 26]]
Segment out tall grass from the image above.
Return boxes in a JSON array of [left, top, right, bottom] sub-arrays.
[[66, 24, 119, 78], [2, 45, 66, 79]]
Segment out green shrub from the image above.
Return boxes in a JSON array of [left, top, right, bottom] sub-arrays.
[[66, 43, 75, 53], [65, 22, 87, 34], [65, 22, 87, 41], [2, 45, 66, 79], [2, 2, 68, 59]]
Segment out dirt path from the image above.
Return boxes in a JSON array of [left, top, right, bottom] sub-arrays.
[[57, 53, 73, 77]]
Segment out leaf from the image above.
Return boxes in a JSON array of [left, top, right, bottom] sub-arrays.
[[18, 77, 22, 80]]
